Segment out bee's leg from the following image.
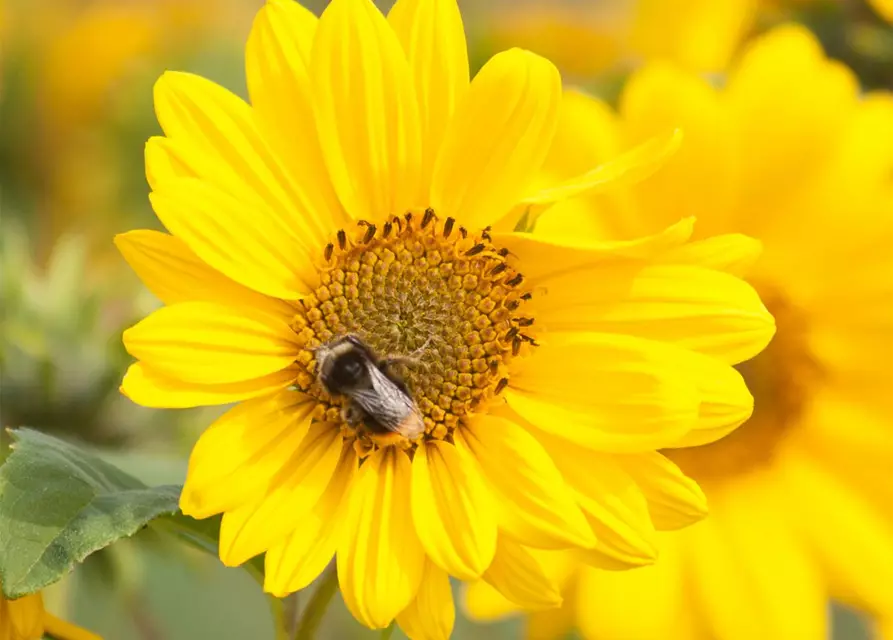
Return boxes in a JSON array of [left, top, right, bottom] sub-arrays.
[[341, 402, 367, 427], [381, 337, 433, 370]]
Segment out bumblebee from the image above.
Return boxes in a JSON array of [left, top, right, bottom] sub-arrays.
[[315, 335, 425, 441]]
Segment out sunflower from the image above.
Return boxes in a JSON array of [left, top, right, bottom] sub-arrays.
[[0, 588, 100, 640], [116, 0, 775, 635], [465, 25, 893, 639]]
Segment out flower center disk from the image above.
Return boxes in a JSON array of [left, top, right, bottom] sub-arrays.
[[291, 210, 535, 456]]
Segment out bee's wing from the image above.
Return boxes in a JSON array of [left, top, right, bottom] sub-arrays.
[[350, 365, 424, 439]]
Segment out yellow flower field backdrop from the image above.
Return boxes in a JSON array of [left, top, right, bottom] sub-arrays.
[[0, 1, 890, 639]]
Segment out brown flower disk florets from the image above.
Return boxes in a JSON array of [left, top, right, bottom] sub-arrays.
[[290, 209, 536, 454]]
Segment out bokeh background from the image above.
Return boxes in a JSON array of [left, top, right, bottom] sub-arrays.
[[1, 0, 891, 638]]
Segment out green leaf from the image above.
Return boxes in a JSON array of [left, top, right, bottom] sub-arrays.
[[380, 622, 396, 640], [0, 428, 181, 598]]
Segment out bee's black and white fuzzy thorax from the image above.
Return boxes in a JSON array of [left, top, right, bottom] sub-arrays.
[[315, 335, 425, 441]]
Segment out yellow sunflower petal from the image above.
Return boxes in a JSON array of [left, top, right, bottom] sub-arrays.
[[491, 87, 623, 235], [664, 348, 754, 448], [41, 611, 102, 640], [396, 560, 456, 640], [481, 536, 562, 610], [264, 446, 357, 596], [114, 230, 296, 317], [618, 62, 734, 237], [411, 440, 497, 580], [539, 88, 625, 183], [152, 72, 328, 247], [388, 0, 469, 193], [245, 0, 346, 233], [456, 415, 595, 550], [179, 390, 315, 519], [145, 135, 191, 189], [629, 0, 755, 72], [431, 48, 561, 229], [120, 362, 298, 409], [617, 452, 708, 530], [311, 0, 422, 220], [248, 0, 315, 89], [522, 128, 683, 209], [659, 234, 762, 277], [524, 187, 639, 240], [726, 26, 859, 214], [687, 475, 826, 640], [339, 447, 425, 629], [123, 302, 300, 385], [462, 581, 520, 622], [535, 432, 657, 568], [494, 216, 695, 282], [780, 451, 893, 616], [7, 593, 44, 640], [218, 422, 344, 566], [828, 92, 893, 200], [684, 511, 757, 640], [576, 534, 694, 640], [507, 334, 699, 453], [801, 396, 893, 516], [149, 177, 315, 299], [532, 263, 775, 365]]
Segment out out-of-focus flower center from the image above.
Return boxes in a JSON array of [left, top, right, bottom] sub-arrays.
[[666, 283, 821, 483], [290, 210, 536, 457]]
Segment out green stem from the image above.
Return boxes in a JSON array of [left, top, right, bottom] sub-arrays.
[[294, 566, 339, 640], [282, 592, 301, 638], [269, 595, 288, 640]]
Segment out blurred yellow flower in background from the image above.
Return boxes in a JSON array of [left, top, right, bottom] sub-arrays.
[[0, 0, 249, 259], [0, 588, 100, 640], [475, 0, 893, 81], [476, 0, 759, 75], [470, 1, 630, 78], [627, 0, 758, 72], [115, 0, 776, 635], [466, 24, 893, 640]]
